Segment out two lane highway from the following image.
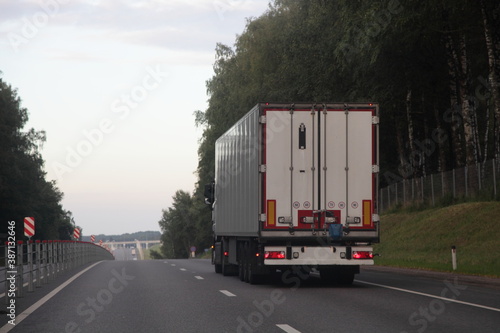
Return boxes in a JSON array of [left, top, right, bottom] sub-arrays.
[[2, 259, 499, 332]]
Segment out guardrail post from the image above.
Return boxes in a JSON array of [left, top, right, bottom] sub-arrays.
[[63, 241, 66, 271], [71, 241, 75, 269], [61, 241, 65, 272], [16, 241, 23, 298], [35, 240, 41, 288], [73, 242, 77, 269], [28, 240, 34, 292], [55, 240, 60, 277], [42, 240, 48, 284], [78, 242, 82, 267], [48, 240, 54, 280], [65, 241, 69, 270]]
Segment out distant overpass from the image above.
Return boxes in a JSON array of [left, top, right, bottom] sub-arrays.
[[103, 240, 161, 249]]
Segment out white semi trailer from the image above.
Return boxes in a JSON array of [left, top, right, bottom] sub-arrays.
[[205, 103, 380, 284]]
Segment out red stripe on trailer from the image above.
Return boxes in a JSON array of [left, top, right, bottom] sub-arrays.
[[372, 106, 378, 215], [261, 106, 267, 227]]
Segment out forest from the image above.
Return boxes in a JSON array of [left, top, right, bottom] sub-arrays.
[[159, 0, 500, 258], [0, 76, 75, 240]]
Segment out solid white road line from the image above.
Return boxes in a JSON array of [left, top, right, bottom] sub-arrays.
[[219, 290, 236, 297], [276, 324, 302, 333], [0, 261, 103, 333], [356, 280, 500, 312]]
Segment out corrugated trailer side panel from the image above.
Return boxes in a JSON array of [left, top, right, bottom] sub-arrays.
[[214, 105, 260, 236]]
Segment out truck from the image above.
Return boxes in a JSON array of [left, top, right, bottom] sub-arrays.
[[204, 103, 380, 284]]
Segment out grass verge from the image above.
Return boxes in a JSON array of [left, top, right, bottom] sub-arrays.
[[373, 201, 500, 278], [143, 244, 161, 260]]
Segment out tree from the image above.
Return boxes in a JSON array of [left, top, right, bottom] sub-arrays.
[[158, 190, 196, 258], [0, 75, 73, 240]]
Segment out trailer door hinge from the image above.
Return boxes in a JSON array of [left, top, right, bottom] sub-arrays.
[[259, 164, 267, 173], [259, 116, 267, 124], [372, 165, 380, 173], [372, 116, 380, 125], [259, 214, 266, 222]]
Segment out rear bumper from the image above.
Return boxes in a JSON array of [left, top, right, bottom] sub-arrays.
[[260, 223, 380, 243], [263, 245, 374, 266]]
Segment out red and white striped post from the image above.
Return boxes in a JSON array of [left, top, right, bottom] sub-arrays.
[[24, 217, 35, 239], [73, 228, 80, 241]]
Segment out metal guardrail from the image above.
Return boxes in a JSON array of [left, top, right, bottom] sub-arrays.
[[1, 240, 114, 303]]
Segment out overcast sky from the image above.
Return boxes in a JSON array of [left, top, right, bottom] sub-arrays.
[[0, 0, 270, 236]]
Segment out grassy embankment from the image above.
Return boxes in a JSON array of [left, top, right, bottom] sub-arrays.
[[142, 244, 161, 260], [374, 202, 500, 277]]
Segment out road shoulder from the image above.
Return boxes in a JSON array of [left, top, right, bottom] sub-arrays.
[[362, 265, 500, 290]]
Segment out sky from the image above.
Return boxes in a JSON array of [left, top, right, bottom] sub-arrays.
[[0, 0, 271, 236]]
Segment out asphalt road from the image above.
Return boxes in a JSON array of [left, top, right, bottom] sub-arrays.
[[1, 259, 499, 332]]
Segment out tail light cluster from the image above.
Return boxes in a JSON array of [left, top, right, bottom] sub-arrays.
[[264, 250, 373, 259], [352, 251, 374, 259], [264, 251, 285, 259]]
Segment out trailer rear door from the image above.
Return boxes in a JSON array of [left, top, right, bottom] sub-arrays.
[[263, 104, 378, 231]]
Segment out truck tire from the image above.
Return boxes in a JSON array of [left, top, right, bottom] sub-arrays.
[[243, 244, 250, 282], [213, 242, 222, 273], [238, 243, 245, 281], [222, 255, 233, 276], [238, 261, 245, 281], [221, 240, 238, 276], [248, 267, 261, 285], [221, 239, 231, 276], [246, 242, 261, 284], [222, 260, 229, 275]]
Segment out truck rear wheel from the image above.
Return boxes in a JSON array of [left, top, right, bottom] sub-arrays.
[[213, 242, 222, 273], [238, 243, 246, 281], [248, 267, 261, 285]]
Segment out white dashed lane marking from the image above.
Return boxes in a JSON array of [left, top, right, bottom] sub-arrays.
[[277, 324, 302, 333], [219, 290, 236, 297]]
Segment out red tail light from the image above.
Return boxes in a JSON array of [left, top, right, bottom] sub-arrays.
[[224, 251, 229, 257], [264, 251, 286, 259], [353, 251, 374, 259]]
